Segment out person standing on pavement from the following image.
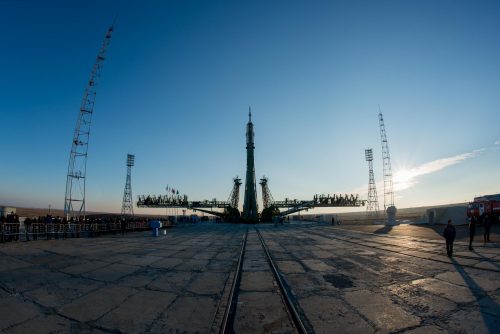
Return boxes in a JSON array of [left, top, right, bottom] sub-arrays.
[[469, 216, 476, 251], [443, 219, 456, 257], [484, 214, 492, 243]]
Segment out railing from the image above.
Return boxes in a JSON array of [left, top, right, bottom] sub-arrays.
[[0, 221, 152, 243]]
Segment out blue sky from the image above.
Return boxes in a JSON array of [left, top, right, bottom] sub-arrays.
[[1, 0, 499, 214]]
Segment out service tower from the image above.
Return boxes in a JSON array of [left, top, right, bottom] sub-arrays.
[[242, 108, 259, 222]]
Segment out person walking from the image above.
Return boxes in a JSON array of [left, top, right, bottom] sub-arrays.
[[484, 214, 492, 243], [443, 219, 456, 257], [121, 219, 127, 235], [469, 216, 476, 251]]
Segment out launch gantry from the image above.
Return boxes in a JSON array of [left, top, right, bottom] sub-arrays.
[[137, 111, 365, 222]]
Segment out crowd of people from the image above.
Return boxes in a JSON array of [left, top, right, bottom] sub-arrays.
[[0, 214, 154, 242], [442, 212, 495, 256], [138, 194, 189, 207]]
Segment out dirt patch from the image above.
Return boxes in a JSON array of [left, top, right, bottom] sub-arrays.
[[323, 274, 354, 289]]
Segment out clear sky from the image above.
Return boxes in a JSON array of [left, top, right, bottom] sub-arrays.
[[1, 0, 499, 215]]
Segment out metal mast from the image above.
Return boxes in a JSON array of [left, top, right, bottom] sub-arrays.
[[64, 24, 114, 220], [228, 176, 242, 209], [121, 154, 135, 217], [378, 108, 395, 209], [259, 176, 274, 210], [365, 149, 379, 215], [242, 107, 259, 222]]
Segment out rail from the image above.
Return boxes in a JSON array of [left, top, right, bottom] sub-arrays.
[[256, 228, 309, 333], [219, 229, 248, 334]]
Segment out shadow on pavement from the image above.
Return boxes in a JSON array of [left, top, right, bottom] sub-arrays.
[[450, 257, 500, 332], [472, 250, 500, 271], [373, 225, 393, 234]]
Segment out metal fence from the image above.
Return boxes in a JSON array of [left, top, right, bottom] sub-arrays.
[[0, 221, 151, 242]]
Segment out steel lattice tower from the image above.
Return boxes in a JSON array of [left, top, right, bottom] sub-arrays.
[[378, 109, 395, 210], [242, 108, 258, 222], [365, 149, 379, 214], [259, 176, 274, 209], [64, 24, 114, 220], [121, 154, 135, 217], [228, 176, 242, 209]]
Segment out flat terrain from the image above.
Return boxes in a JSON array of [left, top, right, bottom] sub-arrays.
[[1, 222, 499, 333]]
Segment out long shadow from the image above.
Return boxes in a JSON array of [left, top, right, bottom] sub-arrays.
[[373, 225, 393, 234], [450, 257, 500, 332], [472, 250, 500, 271]]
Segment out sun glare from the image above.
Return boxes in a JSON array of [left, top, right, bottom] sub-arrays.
[[393, 169, 416, 191]]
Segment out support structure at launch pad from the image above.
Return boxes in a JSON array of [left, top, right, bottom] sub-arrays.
[[137, 110, 365, 222]]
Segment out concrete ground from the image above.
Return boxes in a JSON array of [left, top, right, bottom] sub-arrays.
[[0, 222, 499, 333]]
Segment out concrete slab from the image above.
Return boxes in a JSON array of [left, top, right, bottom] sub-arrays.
[[5, 315, 92, 334], [442, 309, 500, 333], [386, 283, 457, 318], [149, 257, 183, 269], [233, 291, 295, 334], [80, 263, 140, 282], [0, 294, 41, 331], [187, 271, 227, 295], [240, 270, 276, 291], [0, 254, 33, 272], [299, 295, 374, 334], [148, 270, 194, 293], [411, 278, 477, 304], [1, 223, 500, 333], [277, 260, 306, 274], [59, 286, 136, 322], [345, 289, 421, 332], [24, 277, 104, 308], [175, 258, 209, 271], [301, 259, 333, 272], [97, 290, 176, 333], [151, 296, 218, 333], [401, 325, 447, 333]]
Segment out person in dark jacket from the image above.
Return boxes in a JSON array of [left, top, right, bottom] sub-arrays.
[[484, 214, 492, 243], [443, 219, 457, 257], [469, 216, 476, 251]]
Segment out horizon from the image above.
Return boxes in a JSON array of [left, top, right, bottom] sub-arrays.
[[1, 1, 499, 215]]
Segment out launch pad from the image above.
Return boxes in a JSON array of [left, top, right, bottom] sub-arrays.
[[137, 110, 365, 222]]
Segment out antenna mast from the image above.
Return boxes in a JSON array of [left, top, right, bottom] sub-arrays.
[[64, 24, 114, 220], [379, 108, 397, 225], [378, 109, 394, 210]]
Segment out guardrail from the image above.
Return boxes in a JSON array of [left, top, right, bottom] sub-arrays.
[[0, 221, 153, 243]]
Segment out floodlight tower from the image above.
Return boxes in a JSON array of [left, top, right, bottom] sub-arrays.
[[378, 108, 397, 224], [64, 24, 114, 220], [242, 108, 259, 222], [365, 149, 379, 215], [121, 154, 135, 217]]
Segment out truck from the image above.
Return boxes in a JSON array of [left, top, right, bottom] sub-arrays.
[[467, 194, 500, 223]]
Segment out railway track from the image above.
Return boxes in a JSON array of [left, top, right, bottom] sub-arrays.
[[212, 228, 311, 334]]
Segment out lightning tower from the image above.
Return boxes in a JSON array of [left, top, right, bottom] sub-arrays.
[[365, 149, 379, 215], [242, 108, 258, 222], [121, 154, 135, 217], [378, 108, 397, 224], [64, 24, 114, 219]]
